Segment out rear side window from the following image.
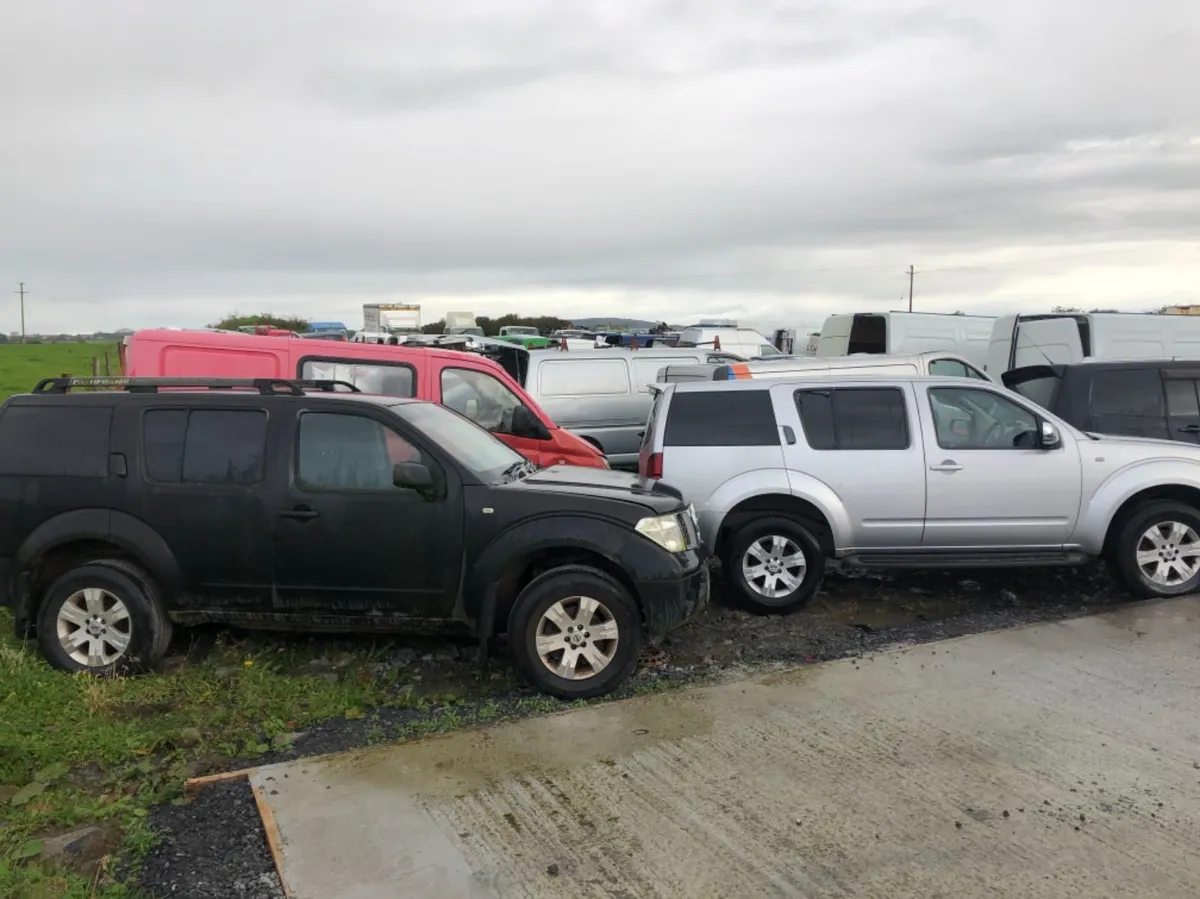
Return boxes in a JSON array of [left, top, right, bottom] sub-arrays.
[[299, 360, 415, 397], [795, 388, 909, 450], [1089, 369, 1163, 417], [143, 409, 268, 485], [538, 360, 629, 397], [0, 405, 112, 477], [663, 390, 779, 446]]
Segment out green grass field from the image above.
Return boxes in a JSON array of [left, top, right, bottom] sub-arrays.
[[0, 342, 122, 402]]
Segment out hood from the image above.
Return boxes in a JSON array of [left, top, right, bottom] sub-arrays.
[[1083, 431, 1200, 454], [501, 465, 684, 514]]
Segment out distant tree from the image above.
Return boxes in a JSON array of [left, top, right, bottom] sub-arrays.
[[210, 312, 310, 332], [421, 320, 446, 334], [419, 313, 572, 336], [1051, 305, 1083, 314]]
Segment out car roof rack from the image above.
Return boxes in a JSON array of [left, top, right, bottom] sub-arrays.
[[31, 377, 361, 396]]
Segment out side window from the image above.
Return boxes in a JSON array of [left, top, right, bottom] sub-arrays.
[[441, 368, 524, 434], [538, 360, 630, 397], [299, 360, 415, 397], [143, 408, 268, 485], [928, 387, 1038, 450], [0, 406, 112, 477], [1089, 369, 1163, 418], [965, 364, 991, 381], [795, 388, 909, 450], [1165, 378, 1200, 418], [929, 358, 968, 378], [663, 391, 779, 446], [297, 412, 422, 490]]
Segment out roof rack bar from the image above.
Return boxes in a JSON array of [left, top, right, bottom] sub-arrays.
[[29, 377, 355, 397]]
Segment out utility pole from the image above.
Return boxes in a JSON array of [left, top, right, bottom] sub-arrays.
[[15, 282, 26, 342], [906, 266, 915, 312]]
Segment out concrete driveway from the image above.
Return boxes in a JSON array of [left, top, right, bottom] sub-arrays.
[[250, 597, 1200, 898]]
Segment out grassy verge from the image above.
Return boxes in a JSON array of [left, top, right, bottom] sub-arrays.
[[0, 342, 120, 400], [0, 611, 512, 897]]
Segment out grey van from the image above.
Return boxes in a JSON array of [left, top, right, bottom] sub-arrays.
[[523, 348, 740, 467]]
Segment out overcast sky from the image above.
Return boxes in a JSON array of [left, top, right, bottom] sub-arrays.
[[2, 0, 1199, 334]]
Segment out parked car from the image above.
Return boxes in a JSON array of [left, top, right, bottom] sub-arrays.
[[521, 347, 743, 467], [1003, 360, 1200, 441], [817, 312, 994, 371], [638, 374, 1200, 613], [988, 312, 1200, 376], [496, 326, 552, 350], [120, 329, 606, 469], [0, 377, 709, 698], [655, 351, 993, 385]]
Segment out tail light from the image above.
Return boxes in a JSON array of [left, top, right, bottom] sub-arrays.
[[640, 451, 663, 479]]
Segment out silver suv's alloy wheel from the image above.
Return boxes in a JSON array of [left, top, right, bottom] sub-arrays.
[[742, 535, 806, 599], [534, 596, 619, 680], [1136, 521, 1200, 586], [56, 588, 132, 667]]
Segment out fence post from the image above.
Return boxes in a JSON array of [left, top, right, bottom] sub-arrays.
[[91, 356, 100, 376], [104, 353, 111, 376]]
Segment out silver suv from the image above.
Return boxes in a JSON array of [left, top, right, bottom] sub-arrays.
[[639, 376, 1200, 614]]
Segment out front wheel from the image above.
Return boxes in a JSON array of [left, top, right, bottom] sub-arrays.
[[1111, 501, 1200, 598], [508, 565, 642, 700], [723, 516, 825, 615]]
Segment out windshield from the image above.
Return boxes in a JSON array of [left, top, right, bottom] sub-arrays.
[[1009, 374, 1061, 410], [506, 327, 538, 336], [389, 402, 527, 482]]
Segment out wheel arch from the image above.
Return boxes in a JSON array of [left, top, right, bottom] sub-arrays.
[[1100, 484, 1200, 558]]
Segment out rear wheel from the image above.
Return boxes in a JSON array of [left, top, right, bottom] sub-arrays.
[[36, 561, 171, 675], [508, 565, 642, 700], [1110, 501, 1200, 598], [723, 516, 825, 615]]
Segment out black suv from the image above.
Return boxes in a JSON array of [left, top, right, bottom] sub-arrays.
[[1004, 361, 1200, 443], [0, 378, 708, 699]]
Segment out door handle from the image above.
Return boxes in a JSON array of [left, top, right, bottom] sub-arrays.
[[929, 460, 962, 472], [279, 506, 320, 520], [1178, 425, 1200, 434]]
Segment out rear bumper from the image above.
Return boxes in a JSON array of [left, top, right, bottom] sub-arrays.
[[635, 554, 710, 638]]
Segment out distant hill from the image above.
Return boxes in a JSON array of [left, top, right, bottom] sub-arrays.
[[571, 317, 674, 330]]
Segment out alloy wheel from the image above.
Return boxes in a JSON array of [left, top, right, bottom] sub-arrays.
[[56, 588, 132, 668], [534, 596, 619, 680], [1136, 521, 1200, 586], [742, 535, 806, 599]]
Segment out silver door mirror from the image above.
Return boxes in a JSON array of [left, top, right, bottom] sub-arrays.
[[1039, 420, 1060, 449]]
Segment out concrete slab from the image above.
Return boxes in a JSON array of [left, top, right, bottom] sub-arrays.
[[251, 598, 1200, 898]]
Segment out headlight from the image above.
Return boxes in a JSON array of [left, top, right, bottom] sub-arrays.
[[635, 513, 688, 553]]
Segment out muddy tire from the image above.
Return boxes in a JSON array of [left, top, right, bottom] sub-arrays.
[[36, 561, 171, 676], [1110, 501, 1200, 599], [723, 516, 825, 615], [508, 565, 642, 700]]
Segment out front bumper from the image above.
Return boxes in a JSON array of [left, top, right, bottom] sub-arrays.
[[635, 553, 710, 638]]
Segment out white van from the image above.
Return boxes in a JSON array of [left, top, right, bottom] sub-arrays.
[[678, 324, 781, 358], [655, 351, 993, 385], [816, 312, 994, 370], [988, 312, 1200, 375]]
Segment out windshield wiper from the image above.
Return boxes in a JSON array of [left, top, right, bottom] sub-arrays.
[[500, 459, 536, 483]]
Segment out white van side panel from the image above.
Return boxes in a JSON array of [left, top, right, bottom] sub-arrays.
[[814, 315, 853, 356], [1013, 318, 1084, 368], [1089, 314, 1200, 361], [887, 314, 994, 369]]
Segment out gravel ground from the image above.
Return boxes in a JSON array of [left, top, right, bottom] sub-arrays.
[[136, 562, 1131, 899]]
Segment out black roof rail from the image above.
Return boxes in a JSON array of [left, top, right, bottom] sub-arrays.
[[31, 377, 361, 396]]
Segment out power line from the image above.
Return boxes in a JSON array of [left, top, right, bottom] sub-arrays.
[[907, 264, 915, 312]]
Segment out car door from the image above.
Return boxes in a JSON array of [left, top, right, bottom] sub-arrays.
[[1162, 369, 1200, 444], [780, 383, 926, 548], [918, 385, 1082, 548], [272, 402, 463, 619], [437, 364, 550, 464]]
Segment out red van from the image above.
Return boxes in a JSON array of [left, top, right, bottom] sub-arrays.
[[121, 329, 607, 468]]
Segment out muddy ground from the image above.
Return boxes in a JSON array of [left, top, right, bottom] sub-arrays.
[[136, 563, 1131, 898]]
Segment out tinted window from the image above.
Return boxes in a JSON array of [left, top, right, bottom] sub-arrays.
[[441, 368, 523, 433], [1010, 374, 1061, 409], [928, 387, 1038, 450], [298, 412, 421, 490], [390, 403, 523, 481], [144, 409, 267, 485], [664, 390, 779, 446], [1090, 369, 1163, 417], [300, 360, 414, 397], [538, 360, 629, 397], [0, 405, 111, 477], [1165, 379, 1200, 417], [795, 388, 909, 450]]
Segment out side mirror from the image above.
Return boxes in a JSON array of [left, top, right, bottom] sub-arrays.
[[393, 461, 434, 491], [511, 405, 551, 441], [1039, 420, 1061, 449]]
